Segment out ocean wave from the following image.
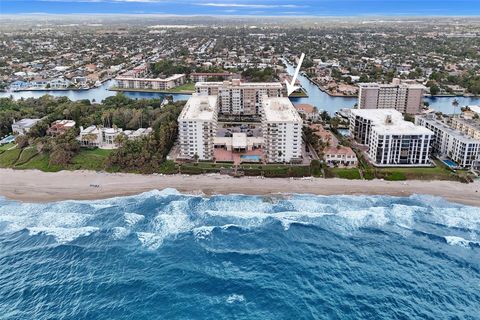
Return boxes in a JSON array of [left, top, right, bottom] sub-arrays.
[[444, 236, 480, 248], [0, 191, 479, 249], [226, 294, 245, 304]]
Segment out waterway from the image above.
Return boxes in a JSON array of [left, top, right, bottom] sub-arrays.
[[2, 68, 479, 115], [282, 59, 480, 115], [0, 80, 191, 103]]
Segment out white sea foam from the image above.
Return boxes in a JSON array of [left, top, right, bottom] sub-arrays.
[[112, 227, 130, 240], [28, 226, 99, 243], [444, 236, 479, 248], [193, 226, 215, 240], [226, 294, 245, 304], [124, 212, 145, 226]]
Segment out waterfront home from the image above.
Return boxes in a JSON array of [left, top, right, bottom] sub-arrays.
[[325, 146, 358, 167], [79, 126, 152, 149], [47, 120, 76, 136], [12, 118, 41, 135], [295, 104, 319, 121]]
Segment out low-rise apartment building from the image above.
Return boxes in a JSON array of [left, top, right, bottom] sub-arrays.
[[415, 114, 480, 168], [261, 97, 303, 163], [115, 74, 185, 90], [450, 117, 480, 140], [190, 72, 236, 82], [350, 109, 433, 166], [195, 80, 283, 115], [178, 95, 218, 160], [358, 78, 425, 114]]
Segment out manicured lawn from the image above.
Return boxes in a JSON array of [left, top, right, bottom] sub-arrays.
[[0, 143, 15, 151], [15, 147, 39, 166], [0, 148, 22, 167], [375, 161, 455, 181], [69, 148, 113, 171], [15, 153, 62, 172], [165, 82, 195, 92]]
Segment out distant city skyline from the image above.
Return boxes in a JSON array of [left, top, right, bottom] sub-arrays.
[[2, 0, 480, 16]]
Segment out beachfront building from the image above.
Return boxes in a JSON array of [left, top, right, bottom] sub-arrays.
[[261, 97, 303, 163], [450, 117, 480, 140], [178, 95, 218, 160], [325, 146, 358, 167], [12, 118, 41, 135], [47, 120, 76, 136], [358, 78, 425, 114], [115, 74, 185, 90], [78, 126, 152, 149], [195, 80, 283, 115], [190, 72, 236, 82], [350, 109, 433, 166], [415, 114, 480, 168]]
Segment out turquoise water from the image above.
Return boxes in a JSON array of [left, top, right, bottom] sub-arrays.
[[240, 155, 262, 161], [0, 190, 479, 319]]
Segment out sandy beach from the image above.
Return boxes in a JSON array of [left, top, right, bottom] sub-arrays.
[[0, 169, 479, 206]]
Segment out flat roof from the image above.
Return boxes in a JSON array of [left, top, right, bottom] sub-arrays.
[[14, 118, 40, 128], [179, 95, 218, 121], [418, 116, 480, 143], [232, 133, 247, 149], [352, 109, 432, 135], [262, 97, 302, 123], [358, 82, 425, 89], [116, 74, 185, 82], [195, 81, 283, 89]]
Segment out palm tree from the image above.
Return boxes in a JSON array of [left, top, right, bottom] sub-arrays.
[[452, 99, 459, 116]]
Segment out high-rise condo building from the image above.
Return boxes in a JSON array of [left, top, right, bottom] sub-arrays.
[[358, 78, 425, 114], [350, 109, 433, 166], [261, 97, 303, 163], [195, 80, 283, 115], [178, 95, 218, 160]]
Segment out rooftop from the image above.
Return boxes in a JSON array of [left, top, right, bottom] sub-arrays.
[[179, 95, 218, 121], [262, 97, 303, 123], [418, 115, 480, 143], [195, 80, 283, 89], [14, 118, 41, 128], [352, 109, 432, 135]]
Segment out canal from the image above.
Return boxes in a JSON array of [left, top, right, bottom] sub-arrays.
[[282, 59, 480, 115], [2, 65, 479, 115]]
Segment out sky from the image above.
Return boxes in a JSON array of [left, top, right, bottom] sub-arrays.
[[1, 0, 479, 16]]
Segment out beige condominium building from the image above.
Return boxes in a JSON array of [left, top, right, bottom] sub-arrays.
[[350, 109, 433, 166], [195, 80, 283, 115], [115, 74, 185, 90], [178, 95, 218, 160], [358, 78, 425, 114], [261, 97, 303, 163], [450, 117, 480, 140]]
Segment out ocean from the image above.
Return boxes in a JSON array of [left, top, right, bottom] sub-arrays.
[[0, 189, 479, 319]]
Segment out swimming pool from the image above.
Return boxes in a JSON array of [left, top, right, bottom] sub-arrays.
[[240, 155, 262, 162], [442, 159, 458, 168], [0, 135, 15, 144]]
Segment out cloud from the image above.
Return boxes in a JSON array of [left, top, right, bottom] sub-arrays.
[[197, 2, 305, 9]]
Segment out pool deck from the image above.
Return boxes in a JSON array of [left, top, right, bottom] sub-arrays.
[[214, 148, 264, 165]]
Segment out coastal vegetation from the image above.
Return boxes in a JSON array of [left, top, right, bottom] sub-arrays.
[[0, 94, 184, 173]]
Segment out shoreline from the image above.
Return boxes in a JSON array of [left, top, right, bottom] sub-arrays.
[[0, 169, 479, 206]]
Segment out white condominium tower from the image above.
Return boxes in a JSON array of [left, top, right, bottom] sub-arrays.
[[350, 109, 433, 166], [416, 114, 480, 169], [178, 95, 218, 160], [358, 78, 425, 114], [261, 97, 303, 163], [195, 80, 283, 115]]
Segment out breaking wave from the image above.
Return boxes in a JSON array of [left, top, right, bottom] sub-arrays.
[[0, 190, 479, 319]]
